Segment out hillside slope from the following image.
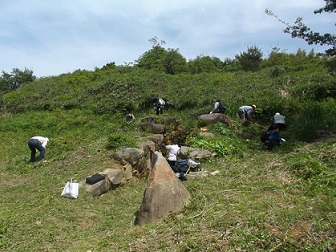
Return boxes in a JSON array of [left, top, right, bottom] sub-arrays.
[[0, 57, 335, 251]]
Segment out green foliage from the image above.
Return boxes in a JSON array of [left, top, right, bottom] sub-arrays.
[[266, 1, 336, 56], [136, 44, 167, 72], [325, 57, 336, 73], [223, 57, 241, 72], [188, 55, 224, 73], [163, 49, 187, 74], [289, 98, 336, 141], [105, 133, 137, 150], [186, 123, 248, 156], [1, 68, 36, 92], [235, 46, 263, 72], [135, 36, 188, 74]]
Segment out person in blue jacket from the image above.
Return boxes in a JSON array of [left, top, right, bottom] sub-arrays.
[[264, 126, 286, 150]]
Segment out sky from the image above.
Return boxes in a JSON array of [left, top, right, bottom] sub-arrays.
[[0, 0, 334, 77]]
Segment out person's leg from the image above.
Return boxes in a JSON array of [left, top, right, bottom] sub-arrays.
[[27, 139, 38, 162], [29, 147, 36, 162], [36, 144, 46, 161], [268, 124, 272, 131], [278, 123, 286, 131], [168, 160, 178, 172]]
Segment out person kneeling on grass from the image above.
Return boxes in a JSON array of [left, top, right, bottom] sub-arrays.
[[210, 99, 226, 114], [165, 141, 180, 169], [264, 126, 285, 151], [165, 141, 187, 181], [27, 136, 49, 162], [238, 104, 256, 123]]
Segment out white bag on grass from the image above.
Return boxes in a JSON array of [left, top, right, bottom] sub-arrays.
[[61, 179, 79, 199]]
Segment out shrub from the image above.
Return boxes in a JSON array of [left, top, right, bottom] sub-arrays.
[[105, 133, 137, 150]]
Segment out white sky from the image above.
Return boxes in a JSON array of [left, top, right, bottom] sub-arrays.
[[0, 0, 334, 77]]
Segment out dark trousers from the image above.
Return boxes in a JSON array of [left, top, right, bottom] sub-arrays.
[[268, 123, 286, 131], [27, 139, 45, 162], [168, 160, 177, 172], [155, 105, 164, 115]]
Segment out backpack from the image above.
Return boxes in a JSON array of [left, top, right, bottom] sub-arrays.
[[260, 132, 269, 142], [218, 103, 226, 113]]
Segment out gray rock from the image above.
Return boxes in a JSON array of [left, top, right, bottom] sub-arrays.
[[86, 176, 111, 196], [113, 148, 143, 166], [197, 113, 230, 125], [135, 151, 190, 225]]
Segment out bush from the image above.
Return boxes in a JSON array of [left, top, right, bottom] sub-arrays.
[[105, 133, 137, 150]]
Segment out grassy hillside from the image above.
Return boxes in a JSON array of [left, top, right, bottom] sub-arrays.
[[0, 54, 335, 251]]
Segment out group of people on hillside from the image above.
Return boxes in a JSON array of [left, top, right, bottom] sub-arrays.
[[27, 97, 285, 164], [209, 100, 257, 124], [208, 99, 286, 151]]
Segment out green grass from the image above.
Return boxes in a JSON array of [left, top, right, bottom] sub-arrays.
[[1, 55, 335, 251], [0, 110, 335, 251]]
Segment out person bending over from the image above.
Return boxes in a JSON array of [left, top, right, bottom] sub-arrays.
[[27, 136, 49, 162]]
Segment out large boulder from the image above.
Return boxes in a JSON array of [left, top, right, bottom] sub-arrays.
[[139, 123, 165, 134], [145, 134, 164, 146], [197, 113, 230, 125], [113, 148, 143, 166], [113, 140, 158, 177], [135, 151, 190, 225]]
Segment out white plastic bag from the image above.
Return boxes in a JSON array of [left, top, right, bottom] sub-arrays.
[[61, 179, 79, 199]]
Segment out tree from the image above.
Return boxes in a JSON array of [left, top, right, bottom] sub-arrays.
[[266, 0, 336, 56], [1, 68, 36, 91], [136, 37, 167, 72], [163, 49, 187, 74], [188, 55, 224, 74], [235, 46, 263, 72], [136, 37, 187, 74]]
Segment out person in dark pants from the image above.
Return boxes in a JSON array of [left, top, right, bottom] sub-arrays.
[[263, 127, 286, 151], [27, 136, 49, 162], [153, 98, 165, 115]]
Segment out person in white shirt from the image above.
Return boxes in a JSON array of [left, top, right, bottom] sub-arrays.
[[125, 112, 135, 123], [269, 112, 286, 131], [210, 99, 226, 114], [154, 98, 165, 115], [165, 142, 180, 169], [27, 136, 49, 162], [238, 105, 256, 122]]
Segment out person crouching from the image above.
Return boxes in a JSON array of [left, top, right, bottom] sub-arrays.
[[27, 136, 49, 162]]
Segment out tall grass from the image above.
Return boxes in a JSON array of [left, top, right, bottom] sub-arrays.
[[289, 98, 336, 141]]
